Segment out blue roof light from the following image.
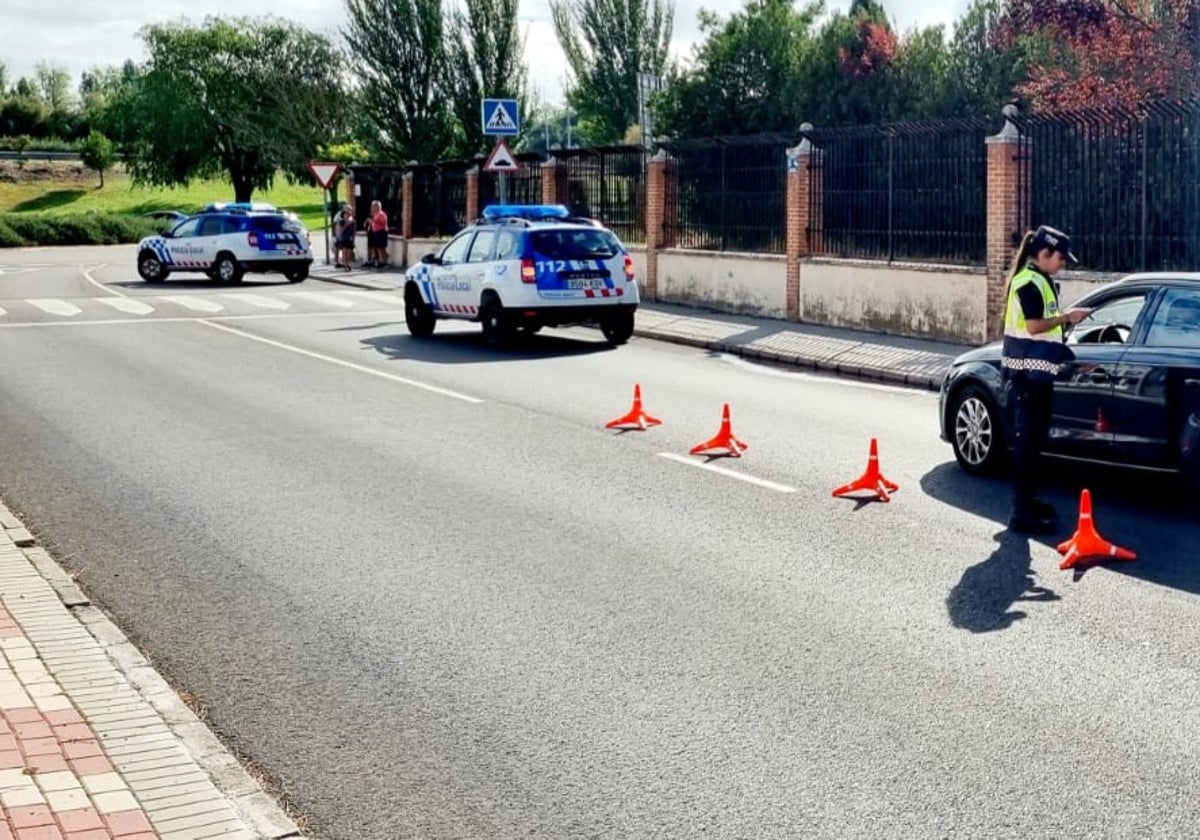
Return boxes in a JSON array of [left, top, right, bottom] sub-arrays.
[[203, 201, 279, 213], [482, 204, 570, 221]]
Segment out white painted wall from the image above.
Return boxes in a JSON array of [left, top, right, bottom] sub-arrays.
[[802, 259, 986, 344], [657, 249, 787, 319]]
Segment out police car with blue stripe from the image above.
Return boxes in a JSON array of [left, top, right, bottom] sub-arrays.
[[137, 202, 313, 284], [404, 204, 639, 346]]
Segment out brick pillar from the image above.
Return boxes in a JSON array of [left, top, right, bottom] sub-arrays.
[[401, 172, 414, 240], [541, 158, 559, 205], [785, 130, 815, 322], [466, 167, 479, 223], [986, 104, 1031, 342], [645, 151, 671, 301]]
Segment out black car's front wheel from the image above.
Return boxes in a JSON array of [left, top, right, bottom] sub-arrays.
[[950, 384, 1007, 475], [405, 286, 436, 338]]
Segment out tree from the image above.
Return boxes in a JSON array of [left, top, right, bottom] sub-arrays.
[[551, 0, 674, 144], [343, 0, 454, 162], [79, 131, 116, 187], [943, 0, 1030, 118], [0, 60, 7, 96], [445, 0, 528, 158], [0, 96, 48, 137], [799, 1, 900, 125], [118, 17, 345, 203], [14, 78, 35, 98], [998, 0, 1198, 110], [655, 0, 821, 138], [34, 62, 73, 111]]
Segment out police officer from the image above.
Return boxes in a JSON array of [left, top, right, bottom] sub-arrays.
[[1001, 225, 1091, 534]]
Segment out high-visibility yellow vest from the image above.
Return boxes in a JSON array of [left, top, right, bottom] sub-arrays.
[[1001, 267, 1065, 381]]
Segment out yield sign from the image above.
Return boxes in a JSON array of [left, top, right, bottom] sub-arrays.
[[484, 140, 519, 173], [307, 161, 341, 189]]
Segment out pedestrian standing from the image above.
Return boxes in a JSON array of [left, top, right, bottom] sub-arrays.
[[336, 205, 357, 271], [1001, 225, 1091, 533], [367, 200, 389, 267]]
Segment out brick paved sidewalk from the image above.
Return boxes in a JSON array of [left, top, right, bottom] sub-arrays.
[[0, 506, 299, 840]]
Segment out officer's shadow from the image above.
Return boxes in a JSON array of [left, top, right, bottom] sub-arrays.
[[946, 530, 1061, 633]]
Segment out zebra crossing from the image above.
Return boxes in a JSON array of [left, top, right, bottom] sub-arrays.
[[0, 290, 404, 325]]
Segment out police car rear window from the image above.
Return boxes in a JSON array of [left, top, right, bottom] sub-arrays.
[[251, 216, 303, 233], [531, 229, 620, 260]]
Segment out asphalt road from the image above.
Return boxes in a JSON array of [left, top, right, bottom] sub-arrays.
[[2, 246, 1199, 839]]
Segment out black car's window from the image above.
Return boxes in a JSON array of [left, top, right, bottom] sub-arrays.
[[531, 228, 620, 260], [1145, 288, 1200, 349], [1066, 293, 1148, 345], [494, 230, 521, 261], [467, 230, 496, 263], [171, 218, 201, 238], [439, 231, 474, 265], [198, 217, 224, 237]]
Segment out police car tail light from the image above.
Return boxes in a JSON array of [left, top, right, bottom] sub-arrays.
[[247, 230, 259, 247], [624, 255, 635, 281], [520, 258, 537, 284]]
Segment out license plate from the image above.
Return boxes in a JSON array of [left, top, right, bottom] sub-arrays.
[[566, 277, 606, 289]]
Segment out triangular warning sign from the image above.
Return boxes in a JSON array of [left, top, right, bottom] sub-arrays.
[[307, 161, 340, 189], [484, 140, 519, 172], [486, 102, 517, 133]]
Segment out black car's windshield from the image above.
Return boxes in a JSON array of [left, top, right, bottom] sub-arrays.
[[531, 228, 620, 259]]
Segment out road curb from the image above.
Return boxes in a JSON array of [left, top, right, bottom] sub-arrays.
[[630, 327, 945, 392], [0, 499, 305, 839], [309, 270, 400, 292]]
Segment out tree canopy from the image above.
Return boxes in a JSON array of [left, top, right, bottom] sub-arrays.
[[116, 17, 345, 202]]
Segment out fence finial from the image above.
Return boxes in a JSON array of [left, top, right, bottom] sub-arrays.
[[996, 102, 1021, 140], [793, 122, 815, 155]]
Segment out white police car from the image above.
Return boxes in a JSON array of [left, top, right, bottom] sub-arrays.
[[136, 202, 313, 284], [403, 204, 640, 346]]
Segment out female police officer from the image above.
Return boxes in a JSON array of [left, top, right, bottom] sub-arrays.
[[1001, 225, 1091, 534]]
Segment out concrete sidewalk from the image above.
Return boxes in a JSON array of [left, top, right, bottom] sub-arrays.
[[0, 504, 300, 840], [310, 264, 969, 391]]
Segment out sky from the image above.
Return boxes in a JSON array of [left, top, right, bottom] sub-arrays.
[[3, 0, 970, 107]]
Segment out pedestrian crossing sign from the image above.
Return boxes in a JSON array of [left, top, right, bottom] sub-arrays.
[[482, 99, 520, 136]]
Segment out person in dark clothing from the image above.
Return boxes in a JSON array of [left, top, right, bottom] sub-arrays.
[[1000, 225, 1092, 534]]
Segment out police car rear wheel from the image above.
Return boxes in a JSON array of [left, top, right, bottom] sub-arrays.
[[285, 267, 308, 283], [405, 289, 436, 338], [951, 385, 1006, 476], [601, 310, 635, 346], [138, 251, 166, 283], [214, 253, 243, 284]]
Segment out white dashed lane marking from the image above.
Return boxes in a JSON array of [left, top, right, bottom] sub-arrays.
[[27, 299, 82, 317], [97, 298, 154, 315], [158, 296, 224, 313], [223, 293, 290, 311]]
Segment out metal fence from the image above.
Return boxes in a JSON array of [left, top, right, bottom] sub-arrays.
[[1016, 101, 1200, 273], [478, 153, 545, 209], [407, 161, 472, 237], [347, 165, 404, 230], [662, 135, 788, 253], [803, 119, 990, 264], [550, 147, 647, 244]]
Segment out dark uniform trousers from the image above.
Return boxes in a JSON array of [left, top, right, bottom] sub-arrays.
[[1008, 376, 1055, 513]]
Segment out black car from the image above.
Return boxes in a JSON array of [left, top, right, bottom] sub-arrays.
[[939, 273, 1200, 489]]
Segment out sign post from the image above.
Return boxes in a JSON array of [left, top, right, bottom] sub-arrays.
[[307, 161, 341, 266], [481, 99, 520, 206]]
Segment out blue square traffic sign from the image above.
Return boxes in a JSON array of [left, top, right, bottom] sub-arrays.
[[482, 99, 520, 136]]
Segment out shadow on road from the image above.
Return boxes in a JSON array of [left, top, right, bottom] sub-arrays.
[[344, 328, 616, 365], [923, 461, 1200, 607], [108, 279, 295, 291]]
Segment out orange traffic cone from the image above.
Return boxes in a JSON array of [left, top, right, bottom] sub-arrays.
[[1057, 489, 1136, 570], [605, 383, 662, 430], [689, 403, 747, 457], [831, 438, 899, 503]]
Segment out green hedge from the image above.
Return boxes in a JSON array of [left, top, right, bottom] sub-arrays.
[[0, 213, 162, 247]]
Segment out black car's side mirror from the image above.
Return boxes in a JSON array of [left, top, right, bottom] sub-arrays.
[[162, 230, 174, 239], [421, 253, 439, 265]]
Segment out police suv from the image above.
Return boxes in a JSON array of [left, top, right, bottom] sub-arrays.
[[403, 204, 639, 346], [136, 202, 313, 284]]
